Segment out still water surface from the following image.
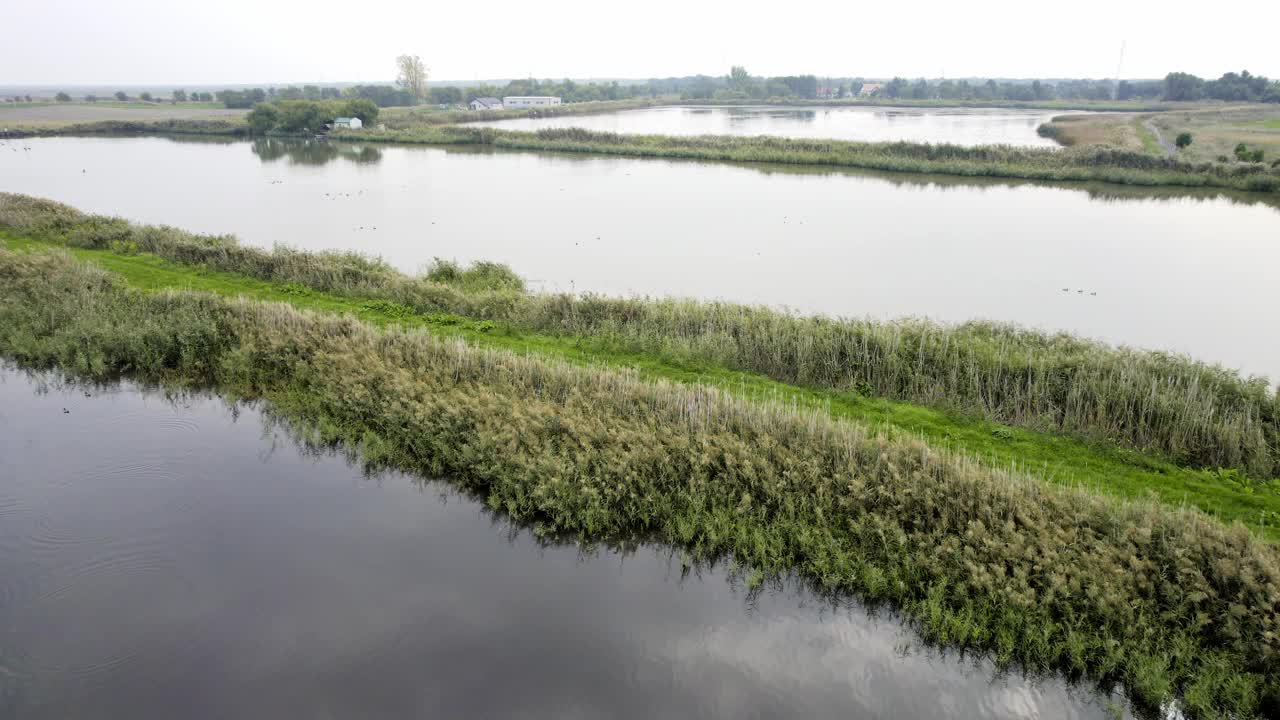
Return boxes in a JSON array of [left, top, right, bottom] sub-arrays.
[[2, 135, 1278, 379], [470, 105, 1074, 147], [0, 367, 1125, 719]]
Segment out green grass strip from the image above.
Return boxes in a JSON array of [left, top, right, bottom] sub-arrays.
[[5, 231, 1277, 539]]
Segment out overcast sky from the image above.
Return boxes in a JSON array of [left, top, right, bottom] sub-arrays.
[[6, 0, 1278, 86]]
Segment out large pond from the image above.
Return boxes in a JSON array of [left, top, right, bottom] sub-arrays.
[[2, 135, 1278, 380], [469, 105, 1076, 147], [0, 366, 1127, 719]]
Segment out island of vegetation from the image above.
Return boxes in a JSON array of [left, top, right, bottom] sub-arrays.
[[0, 193, 1276, 719]]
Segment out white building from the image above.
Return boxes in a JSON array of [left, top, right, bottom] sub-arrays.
[[502, 96, 562, 108], [469, 97, 503, 111], [332, 117, 363, 130]]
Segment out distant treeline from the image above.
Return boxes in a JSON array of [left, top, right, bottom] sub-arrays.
[[215, 84, 415, 109], [459, 69, 1280, 104], [1163, 70, 1280, 102], [37, 68, 1280, 110]]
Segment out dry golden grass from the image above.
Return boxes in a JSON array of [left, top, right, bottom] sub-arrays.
[[1038, 113, 1145, 150], [1149, 106, 1280, 164], [1042, 105, 1280, 166]]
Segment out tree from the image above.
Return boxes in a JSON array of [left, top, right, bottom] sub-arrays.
[[55, 92, 71, 102], [85, 94, 98, 102], [115, 91, 128, 101], [217, 88, 267, 109], [1175, 132, 1193, 149], [728, 66, 752, 92], [1163, 72, 1204, 101], [351, 84, 416, 107], [396, 54, 428, 104], [246, 103, 281, 134], [428, 86, 462, 105], [173, 89, 187, 102], [139, 92, 153, 102], [885, 77, 909, 98], [1233, 143, 1263, 162], [275, 100, 327, 132], [342, 98, 379, 125]]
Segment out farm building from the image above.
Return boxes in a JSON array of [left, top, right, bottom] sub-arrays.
[[469, 97, 503, 111], [332, 117, 362, 130], [503, 96, 561, 108], [857, 83, 885, 97]]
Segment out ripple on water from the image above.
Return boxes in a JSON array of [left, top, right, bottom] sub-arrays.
[[12, 533, 207, 702]]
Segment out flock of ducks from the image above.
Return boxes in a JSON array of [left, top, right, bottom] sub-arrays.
[[1062, 288, 1098, 296]]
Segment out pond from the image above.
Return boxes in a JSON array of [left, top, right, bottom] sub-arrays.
[[0, 366, 1129, 719], [468, 105, 1078, 147], [2, 135, 1278, 380]]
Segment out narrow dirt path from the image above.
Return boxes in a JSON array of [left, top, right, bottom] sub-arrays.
[[1144, 117, 1175, 157]]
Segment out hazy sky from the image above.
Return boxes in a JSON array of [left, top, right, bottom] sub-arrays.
[[6, 0, 1279, 85]]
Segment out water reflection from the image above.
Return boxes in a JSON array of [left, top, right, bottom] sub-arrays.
[[723, 107, 819, 124], [472, 104, 1074, 147], [0, 366, 1132, 719], [251, 137, 382, 166]]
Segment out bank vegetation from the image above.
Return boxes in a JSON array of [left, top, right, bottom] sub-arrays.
[[3, 193, 1276, 479], [0, 244, 1276, 719]]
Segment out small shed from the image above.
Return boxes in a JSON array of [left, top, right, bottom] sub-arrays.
[[469, 97, 503, 111], [333, 117, 363, 130]]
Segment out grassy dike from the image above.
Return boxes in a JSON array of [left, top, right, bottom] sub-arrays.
[[2, 243, 1278, 719], [4, 194, 1277, 481], [2, 228, 1278, 539], [338, 125, 1280, 193]]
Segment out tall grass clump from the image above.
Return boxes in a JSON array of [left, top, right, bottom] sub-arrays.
[[2, 193, 1277, 477], [0, 246, 1277, 718], [424, 257, 525, 293]]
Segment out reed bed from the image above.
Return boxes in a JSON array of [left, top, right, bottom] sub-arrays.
[[0, 246, 1276, 718], [4, 193, 1275, 477], [345, 125, 1280, 193]]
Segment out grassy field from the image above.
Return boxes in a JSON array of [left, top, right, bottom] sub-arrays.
[[0, 102, 245, 128], [1, 243, 1277, 719], [1039, 105, 1280, 166], [1148, 107, 1280, 164]]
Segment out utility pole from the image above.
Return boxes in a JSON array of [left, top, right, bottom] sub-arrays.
[[1113, 40, 1126, 100]]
